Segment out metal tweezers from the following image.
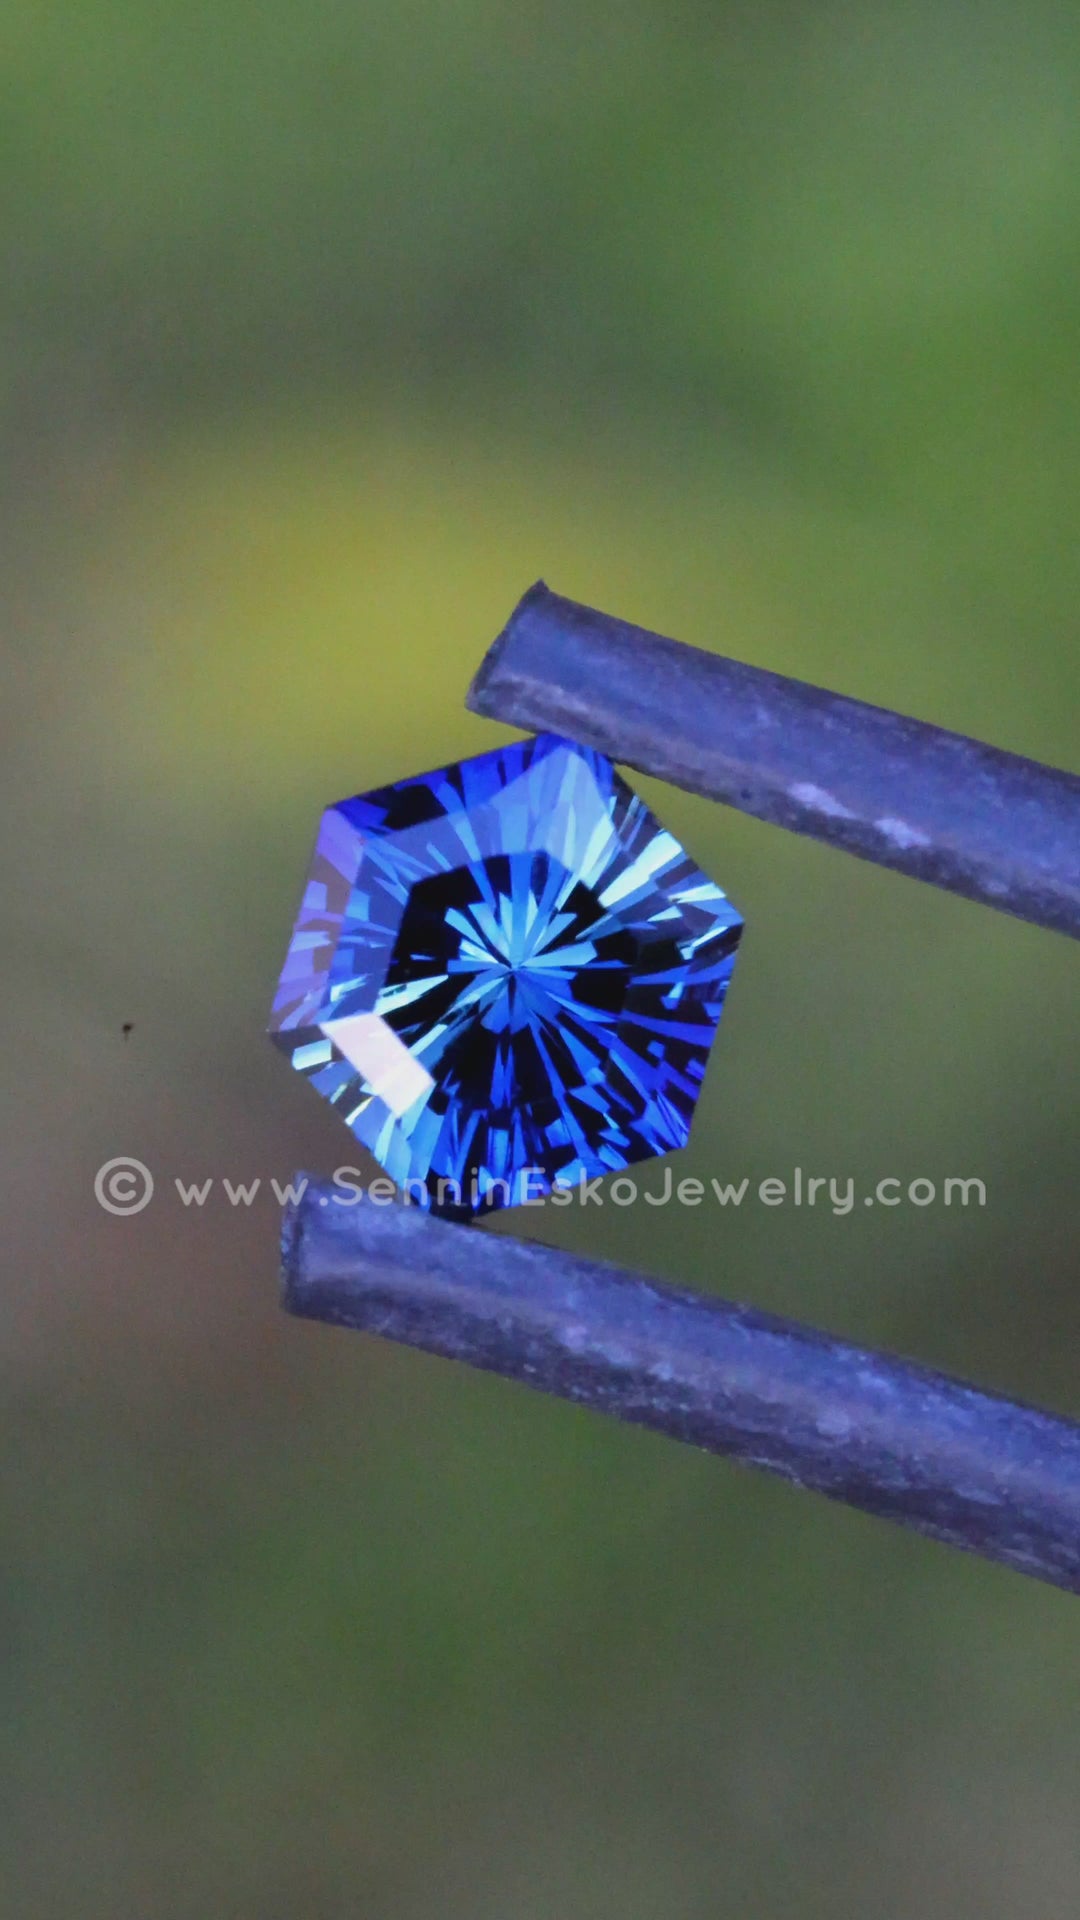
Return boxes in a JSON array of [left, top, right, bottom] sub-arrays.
[[283, 583, 1080, 1594]]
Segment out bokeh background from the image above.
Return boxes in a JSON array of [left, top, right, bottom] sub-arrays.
[[4, 4, 1079, 1914]]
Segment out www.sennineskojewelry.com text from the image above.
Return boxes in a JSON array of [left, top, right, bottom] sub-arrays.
[[92, 1159, 987, 1218]]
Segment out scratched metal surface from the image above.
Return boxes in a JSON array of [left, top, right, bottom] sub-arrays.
[[284, 1188, 1080, 1594], [468, 583, 1080, 939]]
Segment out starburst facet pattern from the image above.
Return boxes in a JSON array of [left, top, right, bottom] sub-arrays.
[[269, 733, 742, 1215]]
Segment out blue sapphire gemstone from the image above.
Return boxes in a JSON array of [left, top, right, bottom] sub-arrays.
[[269, 733, 742, 1216]]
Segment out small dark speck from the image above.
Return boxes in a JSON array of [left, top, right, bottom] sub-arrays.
[[121, 1022, 134, 1039]]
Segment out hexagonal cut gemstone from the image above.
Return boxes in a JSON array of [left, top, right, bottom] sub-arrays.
[[269, 732, 742, 1216]]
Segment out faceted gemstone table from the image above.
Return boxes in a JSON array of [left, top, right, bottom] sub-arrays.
[[270, 734, 742, 1215]]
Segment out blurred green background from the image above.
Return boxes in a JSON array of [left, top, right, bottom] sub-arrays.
[[3, 3, 1079, 1914]]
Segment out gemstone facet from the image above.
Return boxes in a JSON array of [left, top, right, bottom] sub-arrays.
[[269, 733, 742, 1215]]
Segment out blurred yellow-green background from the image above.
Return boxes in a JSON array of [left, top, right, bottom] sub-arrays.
[[4, 4, 1079, 1914]]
